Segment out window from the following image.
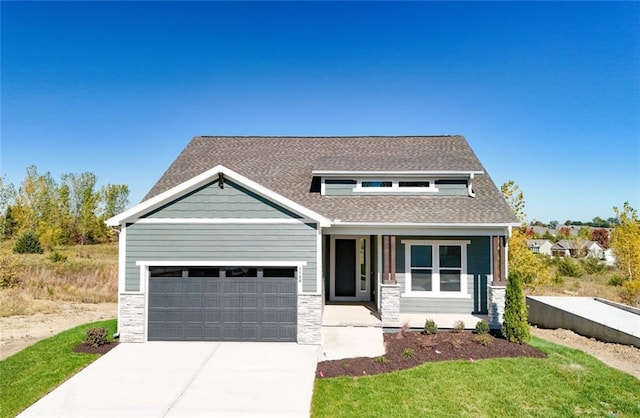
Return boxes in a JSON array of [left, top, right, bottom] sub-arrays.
[[402, 240, 470, 297], [354, 179, 438, 193], [361, 181, 392, 188]]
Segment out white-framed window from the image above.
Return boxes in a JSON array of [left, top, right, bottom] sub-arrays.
[[353, 179, 438, 193], [401, 240, 471, 298]]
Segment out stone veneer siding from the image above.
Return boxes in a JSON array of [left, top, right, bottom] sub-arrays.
[[487, 285, 506, 329], [380, 284, 401, 326], [119, 293, 145, 342], [297, 294, 322, 344]]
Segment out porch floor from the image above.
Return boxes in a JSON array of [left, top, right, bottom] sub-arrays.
[[322, 303, 382, 327], [322, 303, 488, 329]]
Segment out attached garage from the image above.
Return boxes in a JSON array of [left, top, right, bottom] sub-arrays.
[[147, 266, 298, 342]]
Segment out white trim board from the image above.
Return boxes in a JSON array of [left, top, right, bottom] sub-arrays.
[[136, 260, 308, 267], [134, 218, 307, 225]]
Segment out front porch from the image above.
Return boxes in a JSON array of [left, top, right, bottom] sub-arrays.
[[322, 304, 488, 330]]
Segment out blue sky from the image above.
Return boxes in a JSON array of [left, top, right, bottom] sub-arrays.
[[2, 1, 638, 223]]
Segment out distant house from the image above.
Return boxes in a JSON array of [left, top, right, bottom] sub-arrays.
[[551, 240, 578, 257], [527, 239, 553, 256], [604, 249, 616, 266], [580, 241, 605, 259]]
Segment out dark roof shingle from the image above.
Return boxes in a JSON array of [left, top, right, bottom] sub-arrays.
[[144, 136, 519, 224]]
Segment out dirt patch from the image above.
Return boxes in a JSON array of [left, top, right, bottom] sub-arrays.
[[316, 331, 546, 378], [531, 326, 640, 379], [0, 301, 117, 360]]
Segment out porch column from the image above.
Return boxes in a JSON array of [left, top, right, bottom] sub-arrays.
[[380, 235, 400, 326], [488, 235, 507, 329]]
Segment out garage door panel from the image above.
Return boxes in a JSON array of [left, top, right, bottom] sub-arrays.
[[148, 272, 297, 342]]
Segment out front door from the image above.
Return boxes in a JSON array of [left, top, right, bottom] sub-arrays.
[[330, 236, 370, 301]]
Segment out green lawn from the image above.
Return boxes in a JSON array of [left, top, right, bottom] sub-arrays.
[[312, 337, 640, 418], [0, 319, 117, 418]]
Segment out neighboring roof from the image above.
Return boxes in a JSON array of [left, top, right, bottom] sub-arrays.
[[552, 240, 577, 250], [142, 136, 520, 225], [527, 239, 552, 248]]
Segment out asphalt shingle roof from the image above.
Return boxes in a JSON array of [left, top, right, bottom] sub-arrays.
[[144, 136, 519, 224]]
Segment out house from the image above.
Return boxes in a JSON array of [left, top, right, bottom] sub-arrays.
[[579, 240, 605, 259], [107, 136, 520, 344], [527, 239, 553, 256], [551, 240, 577, 257]]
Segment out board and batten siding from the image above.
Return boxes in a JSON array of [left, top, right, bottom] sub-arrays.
[[395, 236, 490, 314], [143, 180, 300, 219], [125, 223, 318, 292]]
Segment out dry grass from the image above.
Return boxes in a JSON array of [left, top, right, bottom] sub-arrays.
[[0, 241, 118, 316], [526, 267, 628, 304]]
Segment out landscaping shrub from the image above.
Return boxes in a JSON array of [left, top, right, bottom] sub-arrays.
[[472, 333, 493, 346], [424, 318, 438, 335], [474, 320, 489, 335], [502, 271, 530, 344], [580, 257, 607, 275], [373, 356, 389, 364], [453, 320, 465, 332], [556, 257, 583, 278], [85, 327, 108, 347], [13, 231, 44, 254], [402, 348, 415, 358]]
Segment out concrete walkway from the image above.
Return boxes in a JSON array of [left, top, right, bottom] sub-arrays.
[[19, 342, 320, 417], [527, 296, 640, 348]]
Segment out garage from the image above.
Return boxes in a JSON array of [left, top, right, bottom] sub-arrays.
[[147, 266, 297, 342]]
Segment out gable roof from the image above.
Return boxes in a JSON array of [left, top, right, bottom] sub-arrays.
[[141, 136, 520, 225]]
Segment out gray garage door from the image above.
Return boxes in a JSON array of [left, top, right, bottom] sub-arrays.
[[148, 266, 297, 342]]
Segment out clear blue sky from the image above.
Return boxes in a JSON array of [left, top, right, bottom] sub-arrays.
[[2, 1, 638, 224]]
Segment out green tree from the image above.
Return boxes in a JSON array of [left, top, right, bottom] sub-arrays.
[[508, 228, 551, 286], [578, 227, 592, 240], [0, 176, 16, 239], [63, 172, 100, 245], [501, 180, 526, 222], [610, 202, 640, 281], [502, 271, 531, 344]]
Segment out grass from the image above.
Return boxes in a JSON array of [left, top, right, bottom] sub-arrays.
[[312, 337, 640, 418], [0, 241, 118, 316], [0, 319, 117, 418]]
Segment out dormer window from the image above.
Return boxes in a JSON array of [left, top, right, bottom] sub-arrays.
[[354, 179, 438, 193]]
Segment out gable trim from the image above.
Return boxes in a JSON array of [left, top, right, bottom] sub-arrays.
[[135, 218, 309, 225], [106, 165, 331, 227]]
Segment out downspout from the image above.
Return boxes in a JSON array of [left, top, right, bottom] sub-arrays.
[[108, 225, 121, 340]]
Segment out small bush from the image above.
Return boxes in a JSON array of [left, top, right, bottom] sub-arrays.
[[580, 257, 606, 275], [85, 327, 108, 347], [607, 274, 627, 287], [13, 231, 44, 254], [620, 280, 640, 307], [453, 320, 465, 332], [473, 333, 493, 346], [474, 320, 489, 335], [502, 271, 530, 344], [373, 356, 389, 364], [556, 257, 583, 278], [0, 251, 21, 288], [47, 251, 68, 263], [402, 348, 414, 358], [424, 318, 438, 335]]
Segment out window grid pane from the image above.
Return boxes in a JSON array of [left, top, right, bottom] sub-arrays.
[[362, 181, 392, 188], [411, 269, 432, 291], [411, 245, 432, 268], [439, 245, 462, 268], [440, 269, 461, 292]]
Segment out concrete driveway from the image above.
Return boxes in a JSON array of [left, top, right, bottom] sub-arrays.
[[18, 342, 320, 417]]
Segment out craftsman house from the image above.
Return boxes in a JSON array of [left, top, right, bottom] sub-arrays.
[[107, 136, 520, 344]]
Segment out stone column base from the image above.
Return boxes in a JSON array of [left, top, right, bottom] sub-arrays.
[[119, 293, 145, 342], [487, 285, 506, 330], [297, 294, 322, 344], [380, 283, 401, 326]]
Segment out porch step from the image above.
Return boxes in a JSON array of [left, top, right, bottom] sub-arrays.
[[322, 304, 382, 327]]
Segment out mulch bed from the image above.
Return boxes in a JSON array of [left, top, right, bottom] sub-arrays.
[[316, 331, 546, 378], [73, 341, 119, 355]]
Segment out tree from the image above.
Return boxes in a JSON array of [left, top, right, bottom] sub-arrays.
[[591, 228, 610, 249], [578, 227, 592, 240], [502, 271, 530, 344], [610, 202, 640, 281], [0, 176, 16, 240], [507, 228, 551, 286], [557, 226, 572, 239], [548, 220, 559, 230], [501, 181, 526, 222]]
